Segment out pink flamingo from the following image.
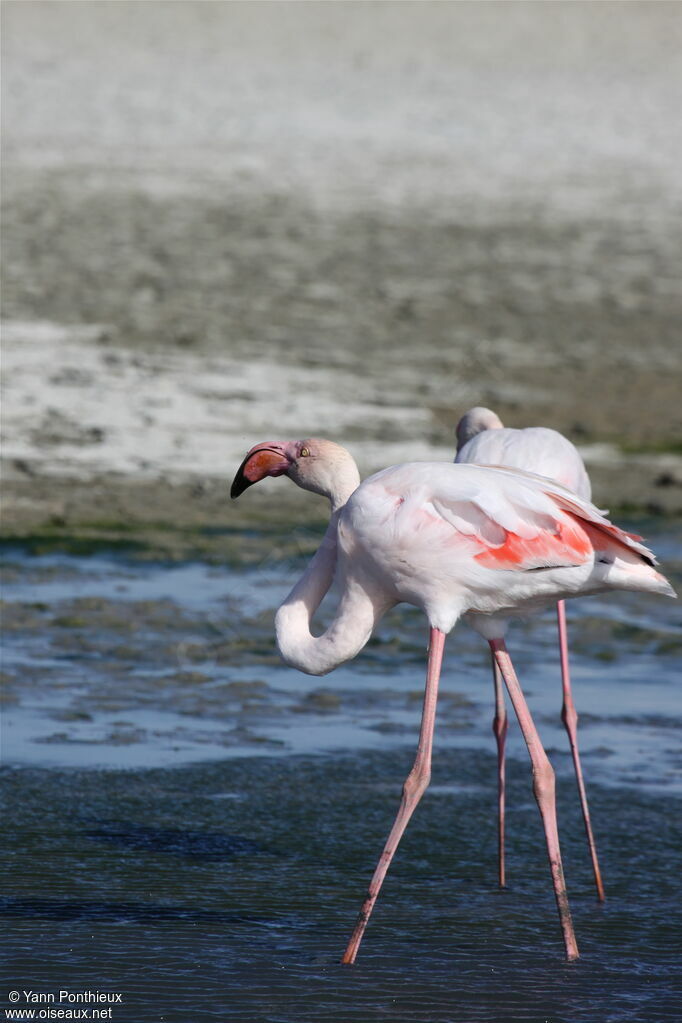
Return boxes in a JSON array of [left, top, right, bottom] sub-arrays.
[[231, 438, 674, 963], [455, 407, 603, 899]]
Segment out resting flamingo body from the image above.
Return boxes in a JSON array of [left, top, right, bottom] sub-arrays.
[[455, 407, 602, 898], [231, 438, 675, 964]]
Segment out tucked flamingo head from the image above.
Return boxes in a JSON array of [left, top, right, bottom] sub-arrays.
[[455, 406, 504, 451], [231, 437, 361, 510]]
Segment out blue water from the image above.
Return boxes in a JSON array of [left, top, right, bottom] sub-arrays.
[[1, 530, 681, 1021], [1, 545, 680, 788]]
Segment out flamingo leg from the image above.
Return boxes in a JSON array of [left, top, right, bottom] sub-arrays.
[[557, 600, 605, 902], [342, 627, 445, 965], [491, 650, 508, 888], [489, 637, 579, 961]]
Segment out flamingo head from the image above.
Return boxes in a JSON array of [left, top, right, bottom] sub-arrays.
[[455, 406, 504, 450], [231, 437, 361, 508]]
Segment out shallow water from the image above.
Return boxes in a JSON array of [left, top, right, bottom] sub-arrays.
[[1, 527, 681, 1021], [2, 752, 681, 1023], [1, 534, 680, 786]]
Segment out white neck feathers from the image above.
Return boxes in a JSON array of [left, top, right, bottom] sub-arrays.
[[274, 514, 383, 676]]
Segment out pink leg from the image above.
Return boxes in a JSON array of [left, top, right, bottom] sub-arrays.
[[342, 627, 445, 965], [557, 600, 605, 902], [490, 638, 579, 961], [491, 650, 508, 888]]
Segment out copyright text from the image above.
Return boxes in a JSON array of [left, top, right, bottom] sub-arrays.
[[5, 991, 123, 1020]]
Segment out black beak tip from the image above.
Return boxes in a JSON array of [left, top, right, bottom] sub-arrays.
[[230, 452, 255, 499], [230, 471, 252, 500]]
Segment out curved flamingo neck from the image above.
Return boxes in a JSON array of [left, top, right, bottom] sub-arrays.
[[274, 510, 386, 677], [323, 462, 361, 514]]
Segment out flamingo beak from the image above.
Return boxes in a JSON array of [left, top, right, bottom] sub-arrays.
[[230, 443, 292, 498]]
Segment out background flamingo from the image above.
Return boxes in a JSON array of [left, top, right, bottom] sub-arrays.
[[231, 438, 674, 963], [455, 406, 603, 899]]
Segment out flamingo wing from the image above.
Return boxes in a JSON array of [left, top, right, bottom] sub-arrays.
[[442, 464, 660, 571], [360, 463, 657, 573], [429, 468, 595, 571]]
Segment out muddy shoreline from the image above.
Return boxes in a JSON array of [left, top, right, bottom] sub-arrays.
[[3, 2, 682, 544], [2, 183, 681, 541], [1, 457, 680, 568]]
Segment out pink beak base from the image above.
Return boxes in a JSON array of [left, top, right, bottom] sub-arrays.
[[230, 445, 291, 498]]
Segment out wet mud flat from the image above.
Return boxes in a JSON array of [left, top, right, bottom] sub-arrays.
[[3, 6, 682, 534], [1, 534, 680, 780], [2, 181, 682, 532]]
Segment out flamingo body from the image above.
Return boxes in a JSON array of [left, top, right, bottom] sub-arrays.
[[335, 461, 667, 638], [455, 408, 591, 499], [231, 437, 675, 962], [454, 407, 598, 895]]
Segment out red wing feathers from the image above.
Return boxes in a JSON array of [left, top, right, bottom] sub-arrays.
[[474, 515, 593, 571]]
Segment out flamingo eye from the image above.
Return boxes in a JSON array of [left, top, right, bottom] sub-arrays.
[[300, 447, 311, 457]]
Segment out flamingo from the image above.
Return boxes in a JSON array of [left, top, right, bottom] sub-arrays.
[[231, 438, 675, 963], [455, 407, 603, 899]]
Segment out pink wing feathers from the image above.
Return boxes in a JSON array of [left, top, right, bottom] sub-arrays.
[[440, 464, 659, 571], [356, 462, 665, 580]]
